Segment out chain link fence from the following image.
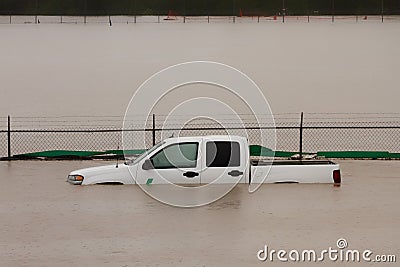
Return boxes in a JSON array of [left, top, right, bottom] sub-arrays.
[[1, 114, 399, 159], [10, 130, 122, 153], [303, 126, 400, 152], [1, 14, 399, 25], [0, 117, 8, 158], [0, 131, 7, 157]]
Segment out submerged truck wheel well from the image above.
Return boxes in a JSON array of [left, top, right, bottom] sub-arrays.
[[96, 182, 124, 185]]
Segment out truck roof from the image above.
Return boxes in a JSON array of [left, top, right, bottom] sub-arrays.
[[164, 135, 247, 144]]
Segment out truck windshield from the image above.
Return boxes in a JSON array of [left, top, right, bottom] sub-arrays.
[[126, 141, 164, 166]]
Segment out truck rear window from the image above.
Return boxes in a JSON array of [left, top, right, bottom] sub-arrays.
[[206, 141, 240, 167]]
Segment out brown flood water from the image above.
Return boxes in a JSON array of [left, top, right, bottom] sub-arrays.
[[1, 22, 400, 117], [0, 160, 399, 266]]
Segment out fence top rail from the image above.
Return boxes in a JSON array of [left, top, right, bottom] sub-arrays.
[[3, 114, 400, 131], [5, 125, 400, 133]]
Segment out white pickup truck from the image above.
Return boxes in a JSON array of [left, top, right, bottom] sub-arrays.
[[67, 135, 341, 186]]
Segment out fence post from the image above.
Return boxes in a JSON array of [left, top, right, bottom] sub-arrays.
[[7, 115, 11, 159], [152, 114, 156, 146], [233, 0, 236, 23], [84, 0, 87, 24], [134, 0, 137, 23], [183, 0, 186, 23], [299, 112, 303, 160], [35, 0, 38, 24]]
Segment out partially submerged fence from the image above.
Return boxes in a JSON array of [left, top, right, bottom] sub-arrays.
[[1, 0, 400, 18], [1, 15, 400, 25], [1, 113, 399, 160]]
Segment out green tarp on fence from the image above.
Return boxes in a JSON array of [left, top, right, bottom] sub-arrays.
[[15, 150, 104, 158], [317, 151, 390, 159]]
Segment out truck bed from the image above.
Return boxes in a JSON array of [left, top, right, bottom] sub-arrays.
[[251, 159, 336, 166], [250, 159, 340, 184]]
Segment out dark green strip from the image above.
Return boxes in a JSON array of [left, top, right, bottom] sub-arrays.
[[16, 150, 104, 158], [317, 151, 390, 159]]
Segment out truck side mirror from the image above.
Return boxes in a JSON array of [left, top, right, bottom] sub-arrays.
[[142, 159, 154, 170]]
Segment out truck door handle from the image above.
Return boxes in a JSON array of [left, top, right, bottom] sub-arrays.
[[183, 171, 199, 178], [228, 170, 243, 177]]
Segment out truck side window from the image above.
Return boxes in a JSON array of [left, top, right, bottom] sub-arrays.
[[206, 141, 240, 167], [151, 142, 198, 169]]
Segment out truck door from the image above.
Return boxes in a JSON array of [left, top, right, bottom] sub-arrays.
[[136, 141, 201, 185], [200, 139, 245, 184]]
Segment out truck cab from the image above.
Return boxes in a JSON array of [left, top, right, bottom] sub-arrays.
[[135, 135, 248, 185]]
